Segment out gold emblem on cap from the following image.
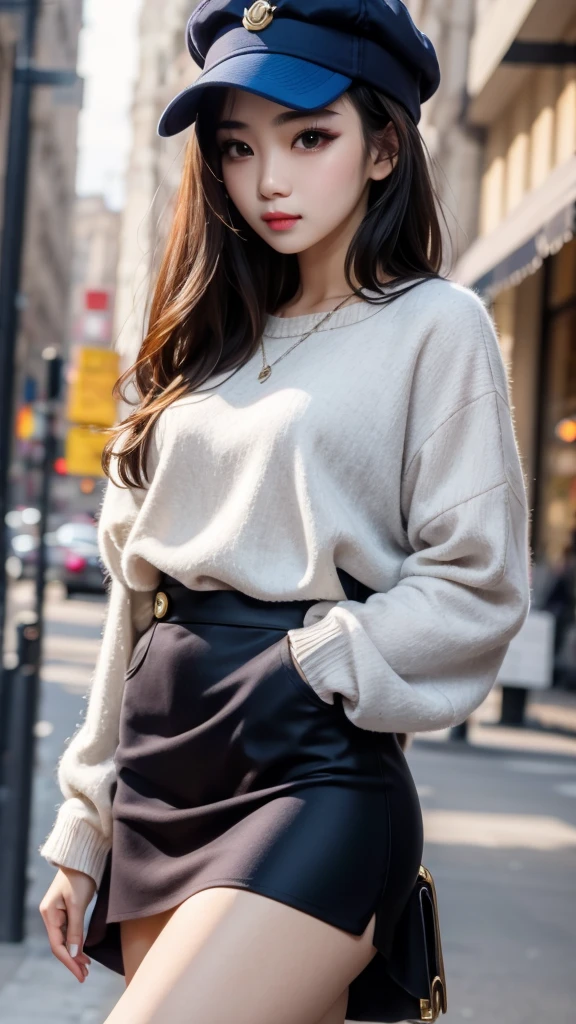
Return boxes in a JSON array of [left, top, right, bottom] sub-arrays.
[[154, 591, 169, 619], [243, 1, 277, 31]]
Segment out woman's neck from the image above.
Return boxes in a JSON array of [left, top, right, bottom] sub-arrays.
[[272, 194, 397, 317], [273, 186, 399, 317], [278, 226, 357, 316], [274, 269, 397, 318]]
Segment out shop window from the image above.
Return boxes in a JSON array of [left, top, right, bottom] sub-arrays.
[[549, 235, 576, 310], [538, 238, 576, 568]]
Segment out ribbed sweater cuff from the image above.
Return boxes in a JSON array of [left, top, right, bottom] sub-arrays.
[[288, 614, 350, 702], [39, 806, 110, 890]]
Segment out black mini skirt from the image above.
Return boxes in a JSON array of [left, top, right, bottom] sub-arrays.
[[84, 578, 424, 1022]]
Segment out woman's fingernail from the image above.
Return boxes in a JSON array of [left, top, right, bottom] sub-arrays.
[[69, 943, 79, 957]]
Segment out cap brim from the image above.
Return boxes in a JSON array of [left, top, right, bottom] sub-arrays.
[[157, 52, 352, 138]]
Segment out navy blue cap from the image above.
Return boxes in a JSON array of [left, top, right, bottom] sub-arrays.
[[158, 0, 440, 138]]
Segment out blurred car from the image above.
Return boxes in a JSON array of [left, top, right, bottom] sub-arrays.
[[50, 521, 105, 597], [5, 507, 42, 580]]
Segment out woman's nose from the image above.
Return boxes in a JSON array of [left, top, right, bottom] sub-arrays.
[[257, 153, 291, 199]]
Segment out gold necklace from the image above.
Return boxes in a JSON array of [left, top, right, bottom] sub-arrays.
[[258, 294, 355, 382]]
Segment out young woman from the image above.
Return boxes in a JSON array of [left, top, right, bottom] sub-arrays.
[[38, 2, 530, 1022]]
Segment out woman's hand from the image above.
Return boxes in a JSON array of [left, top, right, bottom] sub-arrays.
[[39, 866, 95, 982]]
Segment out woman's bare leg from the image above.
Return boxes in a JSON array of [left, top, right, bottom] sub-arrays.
[[121, 909, 350, 1024], [121, 906, 176, 985], [105, 887, 377, 1024], [316, 989, 350, 1024]]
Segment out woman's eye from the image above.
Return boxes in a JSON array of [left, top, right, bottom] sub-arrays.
[[221, 140, 252, 158], [294, 131, 334, 151]]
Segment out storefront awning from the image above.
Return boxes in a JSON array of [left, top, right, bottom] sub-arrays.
[[453, 154, 576, 298]]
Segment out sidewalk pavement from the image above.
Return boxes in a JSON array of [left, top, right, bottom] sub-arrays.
[[415, 685, 576, 759], [0, 935, 122, 1024], [0, 585, 124, 1023]]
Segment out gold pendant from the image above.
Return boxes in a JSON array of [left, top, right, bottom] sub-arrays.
[[258, 365, 272, 382], [243, 1, 276, 31]]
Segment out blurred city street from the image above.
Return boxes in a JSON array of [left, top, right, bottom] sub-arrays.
[[1, 0, 576, 1021], [1, 584, 575, 1023], [0, 584, 123, 1022]]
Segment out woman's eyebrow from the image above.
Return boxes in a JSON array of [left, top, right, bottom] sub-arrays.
[[216, 108, 341, 131], [273, 108, 340, 126], [217, 119, 248, 130]]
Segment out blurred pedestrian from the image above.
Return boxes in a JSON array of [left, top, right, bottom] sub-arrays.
[[539, 527, 576, 687], [37, 2, 530, 1022]]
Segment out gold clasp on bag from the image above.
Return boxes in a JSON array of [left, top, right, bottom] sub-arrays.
[[418, 866, 448, 1021], [420, 977, 446, 1021], [242, 1, 277, 31], [154, 591, 169, 619]]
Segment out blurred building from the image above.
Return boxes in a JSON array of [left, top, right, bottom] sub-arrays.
[[405, 0, 484, 268], [2, 0, 84, 509], [114, 0, 200, 364], [13, 0, 84, 413], [453, 0, 576, 574], [0, 13, 18, 213], [69, 195, 121, 351], [46, 195, 123, 520]]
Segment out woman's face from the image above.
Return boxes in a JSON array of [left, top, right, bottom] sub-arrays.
[[215, 90, 395, 255]]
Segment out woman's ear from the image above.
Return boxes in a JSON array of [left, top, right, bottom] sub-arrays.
[[369, 121, 399, 182]]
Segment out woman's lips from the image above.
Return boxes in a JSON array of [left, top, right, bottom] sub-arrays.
[[261, 213, 301, 232]]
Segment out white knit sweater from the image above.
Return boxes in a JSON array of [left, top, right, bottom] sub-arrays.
[[39, 278, 530, 888]]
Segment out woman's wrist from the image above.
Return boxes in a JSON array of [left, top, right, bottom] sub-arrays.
[[59, 864, 96, 885]]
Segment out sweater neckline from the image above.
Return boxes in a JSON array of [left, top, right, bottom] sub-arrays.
[[262, 285, 406, 339]]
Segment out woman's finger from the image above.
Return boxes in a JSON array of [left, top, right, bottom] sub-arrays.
[[64, 894, 87, 969], [39, 902, 87, 982]]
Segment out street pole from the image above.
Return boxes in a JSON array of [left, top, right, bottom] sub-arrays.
[[0, 0, 80, 941], [499, 686, 529, 727], [0, 0, 40, 668], [34, 349, 62, 641], [0, 349, 61, 942], [0, 616, 40, 941], [0, 0, 80, 672], [33, 348, 60, 626]]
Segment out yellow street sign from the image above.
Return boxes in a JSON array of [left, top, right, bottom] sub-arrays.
[[67, 346, 120, 427], [65, 426, 109, 477], [76, 348, 119, 374], [16, 405, 35, 440]]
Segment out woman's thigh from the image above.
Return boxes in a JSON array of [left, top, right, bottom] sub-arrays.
[[121, 906, 176, 985], [107, 887, 378, 1024], [120, 903, 351, 1023]]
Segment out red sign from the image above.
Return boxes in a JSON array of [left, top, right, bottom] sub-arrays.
[[85, 290, 109, 311]]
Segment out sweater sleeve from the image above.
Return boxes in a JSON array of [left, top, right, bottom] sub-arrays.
[[288, 302, 531, 734], [38, 469, 155, 888], [38, 578, 136, 886]]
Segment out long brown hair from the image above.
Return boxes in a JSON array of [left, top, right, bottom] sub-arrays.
[[103, 83, 445, 488]]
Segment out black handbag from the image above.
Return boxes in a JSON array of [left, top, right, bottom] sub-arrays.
[[347, 863, 448, 1023], [379, 865, 448, 1022], [336, 569, 448, 1023]]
